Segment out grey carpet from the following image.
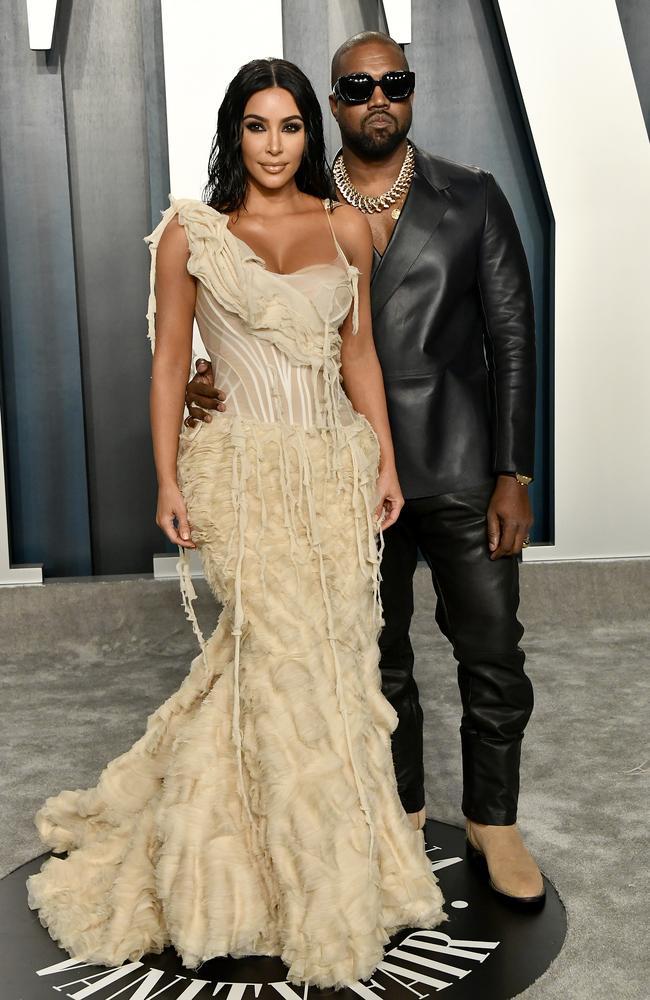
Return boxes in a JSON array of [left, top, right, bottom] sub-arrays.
[[1, 559, 648, 998]]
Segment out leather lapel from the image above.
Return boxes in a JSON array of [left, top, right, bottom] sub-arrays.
[[370, 148, 451, 320]]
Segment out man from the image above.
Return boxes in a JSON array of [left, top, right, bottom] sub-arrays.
[[184, 32, 543, 904]]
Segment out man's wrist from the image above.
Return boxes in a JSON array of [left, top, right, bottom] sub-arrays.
[[497, 471, 533, 487]]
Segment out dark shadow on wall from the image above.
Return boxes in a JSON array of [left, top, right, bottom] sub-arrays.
[[616, 0, 650, 136]]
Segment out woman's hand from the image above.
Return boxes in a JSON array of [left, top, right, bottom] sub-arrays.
[[374, 464, 404, 531], [156, 481, 196, 548]]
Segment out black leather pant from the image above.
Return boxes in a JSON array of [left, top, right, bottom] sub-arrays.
[[378, 480, 534, 825]]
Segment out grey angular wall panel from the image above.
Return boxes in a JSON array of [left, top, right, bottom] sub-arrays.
[[60, 0, 167, 574], [0, 0, 92, 576], [141, 0, 172, 232]]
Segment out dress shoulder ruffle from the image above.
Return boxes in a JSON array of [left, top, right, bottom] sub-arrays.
[[144, 196, 244, 353]]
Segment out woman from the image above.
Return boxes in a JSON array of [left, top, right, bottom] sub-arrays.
[[26, 58, 445, 988]]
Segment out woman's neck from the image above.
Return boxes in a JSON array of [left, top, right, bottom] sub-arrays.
[[238, 177, 307, 219]]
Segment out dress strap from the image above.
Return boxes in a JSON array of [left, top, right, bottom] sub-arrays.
[[322, 198, 350, 268], [322, 198, 360, 336]]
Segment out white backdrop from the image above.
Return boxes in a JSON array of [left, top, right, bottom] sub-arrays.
[[160, 0, 284, 200]]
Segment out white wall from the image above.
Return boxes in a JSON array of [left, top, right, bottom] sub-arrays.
[[382, 0, 411, 44], [160, 0, 283, 199], [497, 0, 650, 561]]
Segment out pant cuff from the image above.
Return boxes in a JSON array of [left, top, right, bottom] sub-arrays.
[[462, 803, 518, 826], [399, 788, 425, 813], [460, 729, 522, 826]]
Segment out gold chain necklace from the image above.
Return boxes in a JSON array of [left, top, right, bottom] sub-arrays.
[[333, 141, 414, 220]]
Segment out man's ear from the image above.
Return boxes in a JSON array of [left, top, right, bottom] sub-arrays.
[[328, 93, 338, 120]]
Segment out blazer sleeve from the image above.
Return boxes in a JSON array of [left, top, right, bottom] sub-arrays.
[[478, 171, 536, 478]]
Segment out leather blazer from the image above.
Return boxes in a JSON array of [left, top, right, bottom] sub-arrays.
[[368, 145, 536, 499]]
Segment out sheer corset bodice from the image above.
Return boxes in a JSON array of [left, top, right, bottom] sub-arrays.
[[146, 195, 362, 431], [195, 255, 358, 428]]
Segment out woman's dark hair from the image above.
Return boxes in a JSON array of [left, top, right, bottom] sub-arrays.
[[203, 58, 335, 213]]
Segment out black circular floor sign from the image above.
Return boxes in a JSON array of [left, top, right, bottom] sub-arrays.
[[1, 821, 566, 1000]]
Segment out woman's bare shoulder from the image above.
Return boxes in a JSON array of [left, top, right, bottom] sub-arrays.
[[156, 217, 193, 286], [158, 215, 190, 258]]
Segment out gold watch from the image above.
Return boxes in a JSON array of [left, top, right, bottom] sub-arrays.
[[515, 472, 533, 486]]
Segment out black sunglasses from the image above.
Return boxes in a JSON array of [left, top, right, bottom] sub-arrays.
[[333, 70, 415, 105]]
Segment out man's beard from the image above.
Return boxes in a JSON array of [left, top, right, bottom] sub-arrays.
[[338, 111, 412, 161]]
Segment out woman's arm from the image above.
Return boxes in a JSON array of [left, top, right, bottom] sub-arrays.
[[150, 218, 198, 547], [334, 205, 403, 529]]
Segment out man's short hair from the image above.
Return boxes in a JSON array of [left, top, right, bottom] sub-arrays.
[[330, 31, 409, 88]]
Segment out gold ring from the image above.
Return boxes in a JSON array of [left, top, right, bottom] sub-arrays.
[[522, 536, 530, 548]]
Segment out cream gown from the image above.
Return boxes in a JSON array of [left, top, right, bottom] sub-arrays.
[[26, 196, 445, 989]]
